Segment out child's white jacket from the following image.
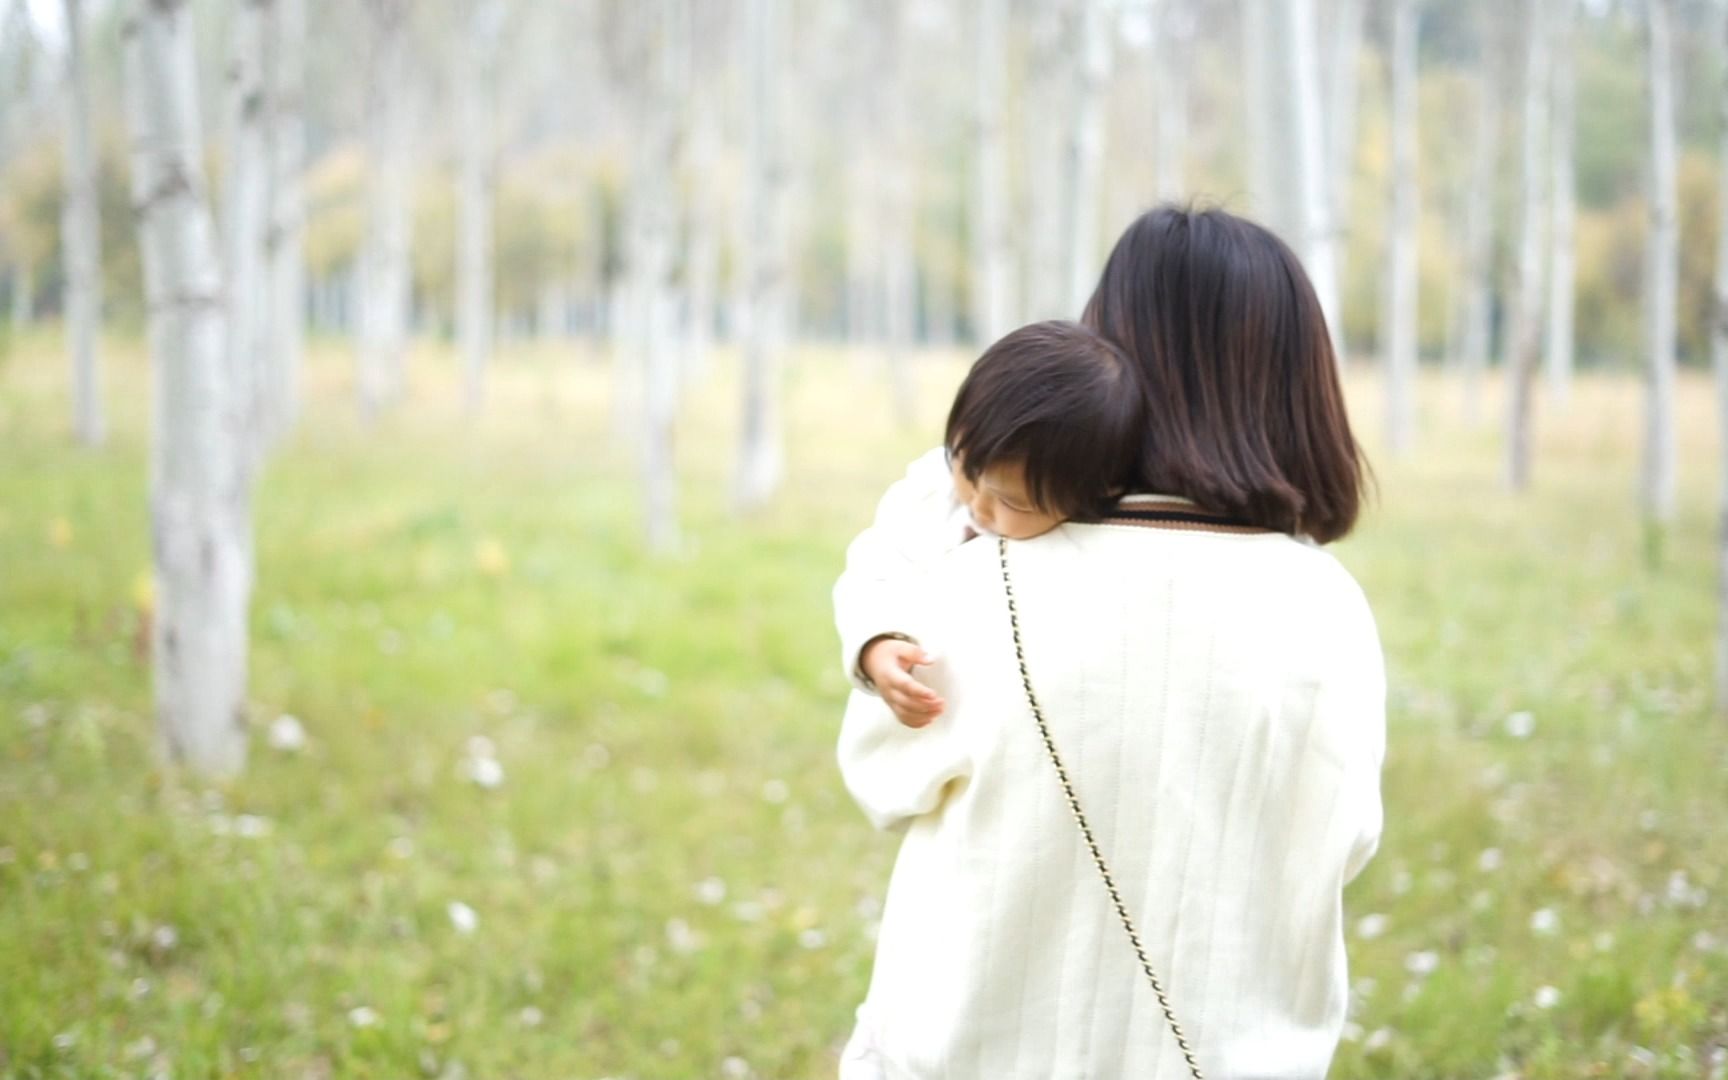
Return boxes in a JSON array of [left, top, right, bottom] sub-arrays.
[[834, 498, 1386, 1079]]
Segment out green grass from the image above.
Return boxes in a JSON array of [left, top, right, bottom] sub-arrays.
[[1, 328, 1725, 1079]]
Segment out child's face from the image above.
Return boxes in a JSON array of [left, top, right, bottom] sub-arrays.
[[950, 455, 1066, 541]]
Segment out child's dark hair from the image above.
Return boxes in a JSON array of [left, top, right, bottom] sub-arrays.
[[1082, 205, 1367, 542], [944, 320, 1144, 521]]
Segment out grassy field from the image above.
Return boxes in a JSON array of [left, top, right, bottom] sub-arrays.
[[1, 328, 1725, 1079]]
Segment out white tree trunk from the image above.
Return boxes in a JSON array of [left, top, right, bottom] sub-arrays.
[[970, 0, 1015, 343], [1241, 0, 1275, 227], [1153, 0, 1194, 203], [262, 0, 306, 442], [684, 94, 720, 380], [737, 0, 788, 510], [457, 0, 503, 416], [1383, 0, 1418, 455], [1545, 0, 1577, 407], [60, 0, 103, 446], [1266, 0, 1342, 365], [357, 0, 413, 420], [1506, 0, 1548, 492], [1458, 27, 1502, 427], [123, 0, 252, 776], [1324, 0, 1366, 363], [878, 1, 915, 420], [1024, 3, 1069, 320], [635, 0, 688, 548], [223, 0, 270, 467], [1064, 0, 1115, 312], [1641, 0, 1677, 523], [1715, 3, 1728, 714]]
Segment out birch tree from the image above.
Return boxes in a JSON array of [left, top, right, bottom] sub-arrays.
[[1024, 2, 1070, 319], [1641, 0, 1677, 525], [629, 0, 689, 548], [1715, 2, 1728, 712], [262, 0, 306, 441], [971, 0, 1015, 343], [737, 0, 789, 510], [1506, 0, 1548, 492], [123, 0, 253, 775], [1263, 0, 1342, 364], [457, 0, 504, 415], [1064, 0, 1116, 311], [1457, 17, 1503, 427], [1325, 0, 1366, 309], [879, 0, 916, 422], [1154, 0, 1195, 202], [1545, 0, 1577, 407], [60, 0, 102, 445], [223, 0, 270, 464], [1383, 0, 1418, 454], [357, 0, 414, 419]]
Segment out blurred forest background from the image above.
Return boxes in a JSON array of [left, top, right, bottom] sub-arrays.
[[2, 0, 1727, 1077]]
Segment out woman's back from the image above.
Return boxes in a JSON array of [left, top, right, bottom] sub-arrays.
[[839, 517, 1385, 1079]]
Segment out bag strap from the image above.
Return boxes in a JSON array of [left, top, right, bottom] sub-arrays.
[[997, 537, 1205, 1080]]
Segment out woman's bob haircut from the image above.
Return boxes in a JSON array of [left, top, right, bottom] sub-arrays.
[[1082, 205, 1367, 543]]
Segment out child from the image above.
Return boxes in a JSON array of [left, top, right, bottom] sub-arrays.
[[832, 319, 1144, 733]]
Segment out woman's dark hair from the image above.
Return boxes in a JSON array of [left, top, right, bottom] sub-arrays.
[[1082, 205, 1367, 543], [945, 320, 1144, 522]]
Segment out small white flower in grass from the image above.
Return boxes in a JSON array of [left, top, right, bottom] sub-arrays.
[[1533, 986, 1562, 1009], [1404, 950, 1439, 976], [465, 756, 505, 790], [1530, 908, 1559, 935], [348, 1005, 380, 1028], [695, 877, 727, 906], [633, 668, 670, 698], [447, 901, 479, 935], [762, 779, 790, 804], [1693, 930, 1721, 954], [52, 1031, 75, 1052], [268, 714, 306, 752], [235, 814, 272, 838], [1594, 931, 1616, 952], [798, 928, 827, 950], [1470, 891, 1494, 913], [721, 1057, 751, 1079], [1390, 869, 1413, 896], [1355, 913, 1389, 940], [1628, 1046, 1657, 1068], [1363, 1028, 1394, 1052], [151, 924, 178, 951], [666, 917, 699, 954], [1505, 711, 1536, 739], [1478, 847, 1503, 872], [517, 1005, 543, 1028], [125, 1036, 157, 1060], [731, 901, 764, 923]]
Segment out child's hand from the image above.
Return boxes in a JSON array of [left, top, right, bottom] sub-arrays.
[[861, 637, 945, 728]]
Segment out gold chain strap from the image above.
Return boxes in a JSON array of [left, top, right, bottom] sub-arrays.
[[997, 538, 1205, 1080]]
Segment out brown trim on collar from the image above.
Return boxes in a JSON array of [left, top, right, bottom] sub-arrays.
[[1100, 499, 1274, 534]]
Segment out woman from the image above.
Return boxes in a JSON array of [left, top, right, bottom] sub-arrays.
[[834, 207, 1385, 1078]]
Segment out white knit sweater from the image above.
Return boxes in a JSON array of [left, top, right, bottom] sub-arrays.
[[835, 485, 1385, 1078]]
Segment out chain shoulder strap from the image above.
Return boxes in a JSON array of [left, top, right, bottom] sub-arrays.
[[997, 537, 1205, 1080]]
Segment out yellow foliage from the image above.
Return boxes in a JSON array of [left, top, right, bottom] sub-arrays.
[[474, 538, 510, 577]]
